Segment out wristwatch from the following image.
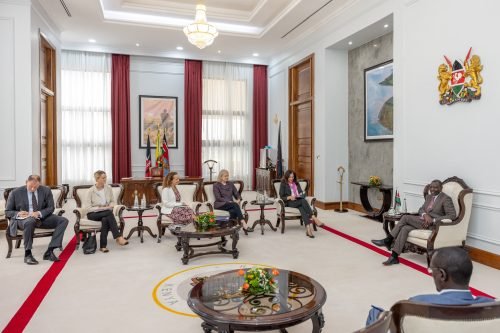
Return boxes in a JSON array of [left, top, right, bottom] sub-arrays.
[[433, 218, 436, 223]]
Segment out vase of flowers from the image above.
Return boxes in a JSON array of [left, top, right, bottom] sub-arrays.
[[368, 176, 382, 187], [194, 212, 217, 229], [239, 267, 279, 295]]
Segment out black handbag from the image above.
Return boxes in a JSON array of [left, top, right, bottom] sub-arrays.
[[82, 231, 97, 254]]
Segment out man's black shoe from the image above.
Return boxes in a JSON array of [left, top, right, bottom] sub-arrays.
[[24, 255, 39, 265], [43, 251, 60, 262], [371, 238, 392, 251], [382, 256, 399, 266]]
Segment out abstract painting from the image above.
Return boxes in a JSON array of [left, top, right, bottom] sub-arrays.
[[139, 95, 178, 148]]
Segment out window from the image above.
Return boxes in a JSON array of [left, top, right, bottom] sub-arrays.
[[61, 51, 111, 184]]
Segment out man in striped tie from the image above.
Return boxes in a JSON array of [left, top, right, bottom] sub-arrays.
[[371, 180, 457, 265]]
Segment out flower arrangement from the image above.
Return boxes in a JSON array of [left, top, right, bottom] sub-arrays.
[[238, 267, 279, 295], [194, 212, 216, 229], [368, 176, 382, 187]]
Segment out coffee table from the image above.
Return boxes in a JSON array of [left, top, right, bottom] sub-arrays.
[[248, 200, 277, 235], [188, 269, 327, 332], [125, 206, 157, 243], [168, 220, 240, 264]]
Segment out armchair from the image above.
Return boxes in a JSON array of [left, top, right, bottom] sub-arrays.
[[72, 184, 125, 250], [200, 180, 249, 235], [0, 195, 6, 230], [390, 300, 500, 333], [272, 179, 318, 234], [4, 185, 66, 258], [353, 311, 392, 333], [404, 176, 473, 265], [154, 181, 202, 243]]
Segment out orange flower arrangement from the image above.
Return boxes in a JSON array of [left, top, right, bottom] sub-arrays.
[[239, 267, 279, 295], [194, 212, 216, 229]]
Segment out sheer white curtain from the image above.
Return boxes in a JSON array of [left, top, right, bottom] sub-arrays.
[[202, 62, 253, 188], [61, 51, 112, 185]]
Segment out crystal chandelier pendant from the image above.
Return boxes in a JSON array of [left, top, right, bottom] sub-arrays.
[[183, 4, 219, 49]]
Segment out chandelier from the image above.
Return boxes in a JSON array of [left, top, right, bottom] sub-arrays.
[[183, 4, 218, 49]]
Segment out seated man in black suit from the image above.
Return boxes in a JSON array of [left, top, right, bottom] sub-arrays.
[[372, 180, 456, 265], [5, 175, 69, 265], [366, 247, 494, 325]]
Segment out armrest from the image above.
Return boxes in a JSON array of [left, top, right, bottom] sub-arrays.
[[73, 207, 86, 220], [196, 202, 212, 215], [113, 205, 125, 217], [54, 208, 65, 216], [305, 196, 316, 207], [274, 198, 285, 213], [240, 200, 248, 211]]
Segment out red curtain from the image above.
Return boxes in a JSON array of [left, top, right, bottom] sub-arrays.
[[184, 60, 203, 177], [111, 54, 131, 182], [252, 65, 268, 189]]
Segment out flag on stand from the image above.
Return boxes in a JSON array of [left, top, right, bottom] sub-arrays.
[[395, 190, 401, 208], [145, 134, 152, 177], [276, 121, 284, 178], [162, 130, 170, 177], [155, 129, 162, 167]]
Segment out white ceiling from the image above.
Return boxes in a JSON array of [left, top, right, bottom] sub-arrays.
[[36, 0, 392, 64]]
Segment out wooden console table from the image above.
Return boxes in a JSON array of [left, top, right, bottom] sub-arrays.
[[351, 181, 393, 221], [120, 177, 203, 207]]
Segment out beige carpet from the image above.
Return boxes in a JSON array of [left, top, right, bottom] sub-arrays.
[[0, 191, 498, 332]]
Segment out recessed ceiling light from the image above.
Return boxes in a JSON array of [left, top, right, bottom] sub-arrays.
[[252, 53, 259, 57], [135, 43, 140, 47], [176, 46, 183, 51], [384, 24, 389, 28], [348, 41, 353, 45], [217, 50, 221, 54], [373, 44, 378, 47], [88, 38, 96, 43]]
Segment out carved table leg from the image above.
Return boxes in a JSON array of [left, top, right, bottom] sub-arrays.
[[175, 237, 182, 251], [311, 309, 325, 333], [181, 236, 191, 265], [201, 322, 215, 333], [231, 231, 239, 259]]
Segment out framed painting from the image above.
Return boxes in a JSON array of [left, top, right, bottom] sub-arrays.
[[139, 95, 178, 148], [364, 60, 393, 141]]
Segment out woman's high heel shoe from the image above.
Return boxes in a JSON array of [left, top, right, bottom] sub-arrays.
[[116, 236, 129, 246]]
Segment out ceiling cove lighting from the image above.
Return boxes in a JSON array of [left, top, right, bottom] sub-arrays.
[[183, 4, 218, 49]]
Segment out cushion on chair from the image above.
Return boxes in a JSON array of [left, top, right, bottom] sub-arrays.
[[79, 219, 102, 228], [402, 316, 500, 333], [213, 210, 230, 217], [408, 229, 432, 240], [51, 188, 63, 205], [16, 228, 56, 235]]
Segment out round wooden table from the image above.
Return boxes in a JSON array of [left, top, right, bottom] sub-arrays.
[[125, 206, 156, 243], [248, 200, 277, 235], [188, 269, 327, 333]]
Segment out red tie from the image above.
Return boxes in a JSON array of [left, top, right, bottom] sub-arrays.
[[426, 196, 436, 212]]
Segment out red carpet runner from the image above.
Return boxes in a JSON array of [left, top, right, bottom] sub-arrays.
[[2, 235, 77, 333]]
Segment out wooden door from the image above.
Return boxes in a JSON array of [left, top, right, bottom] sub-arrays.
[[288, 55, 314, 194], [40, 34, 57, 185]]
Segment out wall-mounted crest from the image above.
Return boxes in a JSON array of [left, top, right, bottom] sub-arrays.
[[437, 47, 483, 105]]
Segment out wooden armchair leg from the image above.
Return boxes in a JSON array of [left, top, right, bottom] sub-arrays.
[[281, 218, 285, 234], [6, 237, 13, 258], [157, 219, 163, 243], [15, 239, 21, 249]]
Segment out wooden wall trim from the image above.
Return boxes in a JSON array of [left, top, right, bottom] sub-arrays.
[[466, 246, 500, 270], [315, 200, 365, 213]]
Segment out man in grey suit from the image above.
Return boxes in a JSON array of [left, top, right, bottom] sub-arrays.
[[5, 175, 69, 265], [372, 179, 457, 265]]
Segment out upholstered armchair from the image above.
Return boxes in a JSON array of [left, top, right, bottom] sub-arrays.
[[0, 194, 6, 230], [353, 311, 392, 333], [72, 184, 125, 250], [403, 176, 473, 265], [390, 300, 500, 333], [4, 185, 66, 258], [200, 180, 249, 235], [272, 179, 318, 234], [154, 181, 202, 243]]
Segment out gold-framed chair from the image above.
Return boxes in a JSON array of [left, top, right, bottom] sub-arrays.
[[154, 181, 203, 243], [200, 180, 249, 235], [353, 311, 392, 333], [390, 300, 500, 333], [4, 185, 66, 258], [72, 184, 125, 250], [272, 179, 318, 234]]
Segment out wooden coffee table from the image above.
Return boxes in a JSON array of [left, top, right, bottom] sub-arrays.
[[188, 269, 327, 332], [168, 220, 240, 265]]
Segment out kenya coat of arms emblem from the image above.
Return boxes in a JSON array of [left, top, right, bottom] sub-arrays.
[[437, 47, 483, 105]]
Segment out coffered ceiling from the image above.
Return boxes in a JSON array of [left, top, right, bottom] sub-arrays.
[[36, 0, 390, 64]]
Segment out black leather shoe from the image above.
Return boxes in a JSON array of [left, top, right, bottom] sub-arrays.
[[371, 238, 392, 251], [382, 256, 399, 266], [24, 255, 39, 265], [43, 251, 60, 262]]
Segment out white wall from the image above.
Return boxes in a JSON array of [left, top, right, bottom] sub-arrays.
[[268, 0, 500, 254], [129, 56, 185, 177], [0, 0, 33, 188]]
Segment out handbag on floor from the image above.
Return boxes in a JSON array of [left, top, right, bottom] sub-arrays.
[[82, 231, 97, 254]]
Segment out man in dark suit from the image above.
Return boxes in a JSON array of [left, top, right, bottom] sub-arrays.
[[5, 175, 69, 265], [372, 179, 457, 265], [366, 247, 494, 325]]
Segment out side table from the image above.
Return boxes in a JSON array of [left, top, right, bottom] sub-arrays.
[[351, 181, 393, 221], [248, 200, 277, 235], [382, 213, 403, 237], [125, 206, 157, 243]]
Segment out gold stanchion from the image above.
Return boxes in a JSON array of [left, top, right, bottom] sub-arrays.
[[334, 166, 348, 213]]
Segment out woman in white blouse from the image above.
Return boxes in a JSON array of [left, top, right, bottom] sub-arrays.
[[86, 170, 128, 252], [161, 172, 195, 224]]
